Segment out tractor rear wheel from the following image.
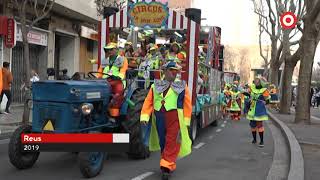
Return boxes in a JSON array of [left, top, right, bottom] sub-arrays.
[[126, 89, 150, 159], [78, 152, 106, 178], [8, 125, 40, 169]]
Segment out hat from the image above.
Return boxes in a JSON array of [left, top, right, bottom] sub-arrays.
[[162, 61, 182, 70], [104, 42, 117, 49]]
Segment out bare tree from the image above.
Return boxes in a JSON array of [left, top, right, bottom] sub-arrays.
[[252, 0, 283, 86], [253, 0, 270, 78], [278, 0, 305, 114], [239, 48, 251, 83], [295, 0, 320, 124], [253, 0, 305, 114], [223, 45, 238, 72], [11, 0, 55, 124], [252, 0, 303, 82], [95, 0, 126, 16]]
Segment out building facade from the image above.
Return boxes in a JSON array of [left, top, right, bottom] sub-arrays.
[[0, 0, 100, 103]]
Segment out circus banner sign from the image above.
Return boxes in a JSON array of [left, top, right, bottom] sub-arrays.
[[129, 2, 169, 28]]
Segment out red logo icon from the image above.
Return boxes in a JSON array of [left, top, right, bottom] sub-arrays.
[[280, 12, 297, 29]]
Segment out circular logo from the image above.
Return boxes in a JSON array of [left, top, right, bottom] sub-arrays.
[[280, 12, 297, 29]]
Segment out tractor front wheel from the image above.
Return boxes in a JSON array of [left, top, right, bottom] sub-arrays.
[[8, 125, 40, 169], [78, 152, 106, 178]]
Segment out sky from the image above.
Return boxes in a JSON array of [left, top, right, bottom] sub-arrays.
[[193, 0, 320, 64], [194, 0, 259, 46]]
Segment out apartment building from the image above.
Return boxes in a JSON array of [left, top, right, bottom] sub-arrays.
[[0, 0, 100, 103]]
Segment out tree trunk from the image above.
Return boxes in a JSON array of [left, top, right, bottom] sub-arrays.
[[295, 21, 318, 124], [278, 63, 285, 99], [269, 37, 280, 85], [279, 62, 296, 114], [263, 65, 269, 80], [269, 61, 280, 85], [20, 17, 31, 125]]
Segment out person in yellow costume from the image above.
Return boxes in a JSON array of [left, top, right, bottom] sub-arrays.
[[229, 84, 241, 121], [140, 61, 192, 180], [246, 77, 271, 147], [269, 84, 280, 110], [138, 45, 160, 89], [100, 42, 128, 118]]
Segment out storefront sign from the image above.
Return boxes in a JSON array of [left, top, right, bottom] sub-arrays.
[[16, 26, 48, 46], [5, 18, 16, 48], [129, 2, 169, 28], [80, 26, 98, 41]]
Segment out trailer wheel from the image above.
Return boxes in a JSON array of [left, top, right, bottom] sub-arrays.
[[189, 117, 198, 143], [78, 152, 105, 178], [8, 125, 40, 169], [126, 89, 150, 159]]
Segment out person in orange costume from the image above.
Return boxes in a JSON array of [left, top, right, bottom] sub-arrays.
[[140, 61, 192, 180]]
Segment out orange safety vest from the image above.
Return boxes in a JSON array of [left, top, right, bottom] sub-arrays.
[[97, 66, 103, 79]]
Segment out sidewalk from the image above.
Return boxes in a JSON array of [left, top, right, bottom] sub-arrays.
[[0, 106, 24, 139], [269, 109, 320, 180]]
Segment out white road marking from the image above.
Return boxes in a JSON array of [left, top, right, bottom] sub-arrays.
[[216, 129, 222, 133], [0, 139, 9, 145], [208, 135, 214, 139], [221, 124, 225, 128], [131, 172, 154, 180], [193, 142, 206, 149]]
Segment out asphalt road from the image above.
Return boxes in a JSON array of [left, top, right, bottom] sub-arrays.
[[310, 108, 320, 119], [0, 118, 274, 180]]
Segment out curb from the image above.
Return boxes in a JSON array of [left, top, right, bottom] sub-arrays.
[[299, 141, 320, 148], [268, 112, 304, 180]]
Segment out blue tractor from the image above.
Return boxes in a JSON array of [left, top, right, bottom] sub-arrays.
[[8, 72, 150, 178]]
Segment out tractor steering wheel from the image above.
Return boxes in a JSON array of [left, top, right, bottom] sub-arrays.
[[87, 71, 120, 80]]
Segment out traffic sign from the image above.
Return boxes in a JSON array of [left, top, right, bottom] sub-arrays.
[[280, 12, 297, 29]]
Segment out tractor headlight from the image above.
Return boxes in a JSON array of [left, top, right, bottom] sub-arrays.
[[81, 103, 94, 115]]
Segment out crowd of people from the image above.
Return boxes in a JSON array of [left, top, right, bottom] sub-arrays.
[[120, 40, 188, 87], [220, 77, 280, 147]]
